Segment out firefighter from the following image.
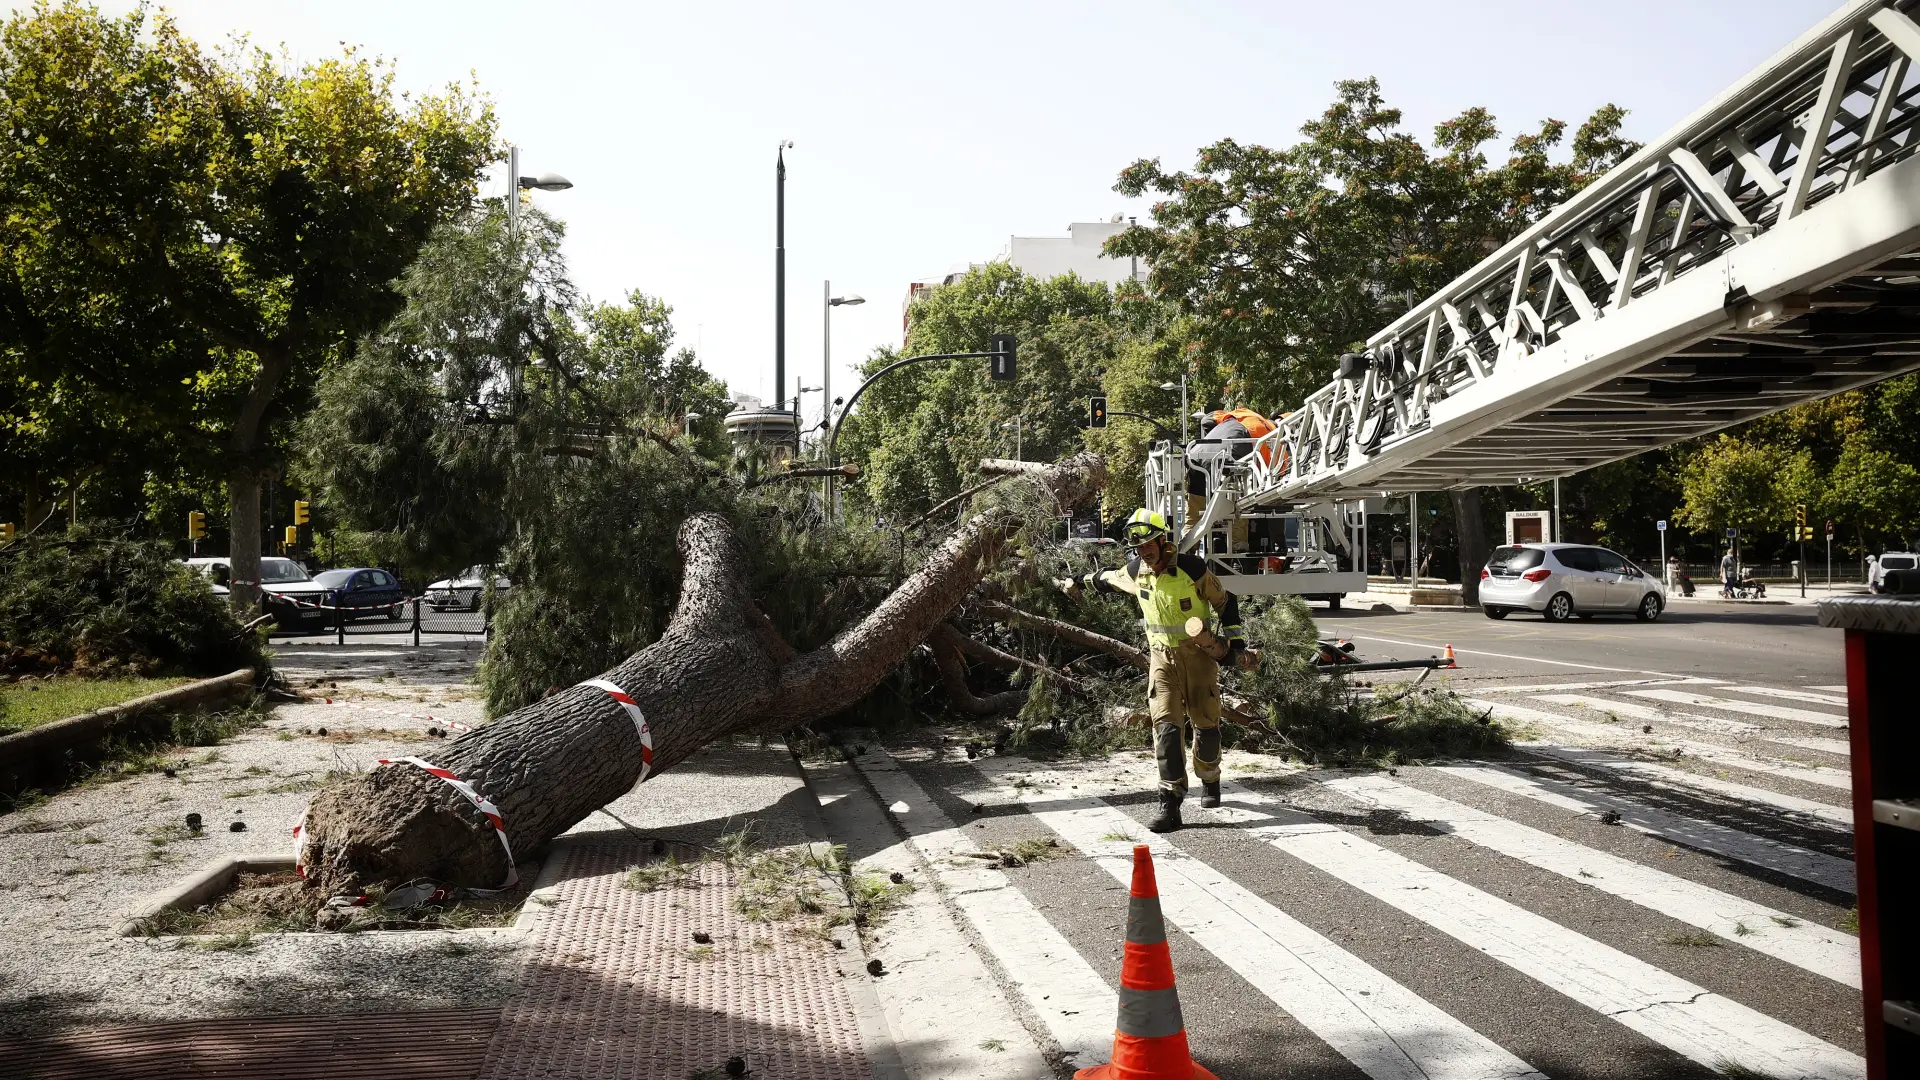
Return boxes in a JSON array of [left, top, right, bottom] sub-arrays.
[[1057, 508, 1245, 832]]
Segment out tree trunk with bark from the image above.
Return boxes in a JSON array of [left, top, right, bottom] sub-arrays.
[[226, 350, 292, 617], [1452, 487, 1490, 607], [296, 454, 1107, 897]]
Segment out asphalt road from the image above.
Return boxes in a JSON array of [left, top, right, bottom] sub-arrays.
[[1317, 602, 1844, 686], [830, 603, 1863, 1080]]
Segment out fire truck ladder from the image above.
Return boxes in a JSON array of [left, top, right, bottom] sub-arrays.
[[1232, 0, 1920, 506]]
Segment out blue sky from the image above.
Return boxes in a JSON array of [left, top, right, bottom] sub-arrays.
[[95, 0, 1840, 415]]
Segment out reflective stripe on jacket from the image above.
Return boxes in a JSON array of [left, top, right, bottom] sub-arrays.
[[1082, 552, 1244, 648]]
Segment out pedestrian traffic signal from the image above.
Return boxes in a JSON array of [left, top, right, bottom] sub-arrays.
[[1826, 520, 1835, 538], [284, 525, 299, 549], [187, 511, 206, 541], [293, 499, 310, 526], [1088, 395, 1108, 428], [989, 334, 1017, 382]]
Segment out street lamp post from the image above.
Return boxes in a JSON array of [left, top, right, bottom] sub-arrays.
[[823, 283, 864, 517], [775, 141, 793, 442], [505, 145, 574, 240], [1159, 377, 1190, 443]]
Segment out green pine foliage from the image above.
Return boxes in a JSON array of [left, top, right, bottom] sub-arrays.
[[0, 528, 266, 678]]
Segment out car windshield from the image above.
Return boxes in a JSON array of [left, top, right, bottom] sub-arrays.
[[259, 558, 310, 584], [312, 569, 356, 588], [1486, 546, 1544, 572], [1883, 556, 1916, 570]]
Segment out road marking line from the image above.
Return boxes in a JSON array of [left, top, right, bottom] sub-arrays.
[[1472, 699, 1857, 808], [1218, 782, 1865, 1079], [1727, 685, 1849, 707], [1770, 736, 1852, 757], [853, 751, 1116, 1068], [1526, 745, 1853, 830], [1530, 693, 1761, 736], [1622, 689, 1847, 729], [1343, 633, 1693, 676], [1477, 678, 1724, 694], [1435, 764, 1856, 894], [1322, 774, 1860, 987], [972, 772, 1545, 1080], [1810, 684, 1848, 693]]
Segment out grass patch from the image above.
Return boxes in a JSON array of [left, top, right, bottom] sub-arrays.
[[1098, 830, 1137, 844], [1, 698, 269, 814], [1770, 915, 1800, 928], [1663, 930, 1722, 948], [1714, 1062, 1782, 1080], [1840, 906, 1859, 934], [849, 872, 912, 927], [979, 1038, 1006, 1052], [1008, 837, 1062, 864], [0, 676, 193, 735]]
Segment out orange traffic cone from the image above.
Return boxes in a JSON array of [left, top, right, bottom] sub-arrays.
[[1075, 845, 1219, 1080], [1442, 643, 1457, 667]]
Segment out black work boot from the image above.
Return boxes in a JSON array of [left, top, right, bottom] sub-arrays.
[[1199, 780, 1222, 809], [1148, 790, 1184, 833]]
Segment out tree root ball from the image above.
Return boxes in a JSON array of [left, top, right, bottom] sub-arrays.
[[300, 764, 509, 896]]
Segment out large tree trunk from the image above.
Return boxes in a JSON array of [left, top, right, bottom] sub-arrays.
[[226, 351, 292, 617], [1452, 487, 1490, 606], [296, 453, 1106, 897]]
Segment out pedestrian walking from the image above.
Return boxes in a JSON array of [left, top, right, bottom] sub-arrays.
[[1721, 547, 1738, 599]]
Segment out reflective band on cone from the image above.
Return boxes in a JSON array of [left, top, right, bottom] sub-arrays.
[[580, 678, 655, 781], [1075, 846, 1218, 1080]]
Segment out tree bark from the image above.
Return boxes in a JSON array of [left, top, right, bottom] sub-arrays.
[[926, 624, 1028, 715], [226, 350, 292, 616], [296, 453, 1106, 896], [1452, 487, 1491, 606], [971, 599, 1149, 671]]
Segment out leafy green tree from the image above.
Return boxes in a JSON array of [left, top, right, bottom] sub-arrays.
[[1675, 436, 1806, 540], [1108, 79, 1636, 598], [0, 2, 495, 608], [835, 263, 1132, 522]]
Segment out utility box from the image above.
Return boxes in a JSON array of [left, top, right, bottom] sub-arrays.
[[1506, 510, 1552, 545]]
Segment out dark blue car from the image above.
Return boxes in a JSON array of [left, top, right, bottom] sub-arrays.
[[309, 567, 408, 621]]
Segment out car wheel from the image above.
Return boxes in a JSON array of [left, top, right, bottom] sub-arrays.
[[1635, 593, 1662, 622], [387, 602, 402, 621], [1326, 596, 1342, 611], [1483, 606, 1508, 620], [1543, 592, 1574, 622]]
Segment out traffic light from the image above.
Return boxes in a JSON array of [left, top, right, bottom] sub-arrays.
[[989, 334, 1017, 382], [293, 499, 310, 526], [187, 511, 206, 541], [0, 523, 13, 543], [284, 525, 299, 549], [1795, 503, 1807, 529], [1088, 395, 1108, 428]]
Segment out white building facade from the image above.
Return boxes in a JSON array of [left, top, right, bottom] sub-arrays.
[[903, 218, 1147, 339]]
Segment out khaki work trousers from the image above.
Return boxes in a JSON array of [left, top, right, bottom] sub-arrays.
[[1148, 641, 1222, 794]]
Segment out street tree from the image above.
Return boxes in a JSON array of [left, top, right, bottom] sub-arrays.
[[1107, 78, 1637, 599], [0, 2, 494, 606]]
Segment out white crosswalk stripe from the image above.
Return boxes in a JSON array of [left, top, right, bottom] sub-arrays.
[[1212, 781, 1865, 1079], [1529, 692, 1762, 736], [1469, 699, 1854, 826], [1623, 688, 1848, 729], [1729, 685, 1849, 707], [852, 750, 1117, 1068], [1770, 735, 1853, 757], [971, 767, 1548, 1080], [1320, 773, 1860, 986], [1810, 684, 1848, 693], [1435, 763, 1856, 894], [1475, 678, 1723, 694]]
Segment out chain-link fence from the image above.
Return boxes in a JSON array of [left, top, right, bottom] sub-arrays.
[[271, 596, 489, 643]]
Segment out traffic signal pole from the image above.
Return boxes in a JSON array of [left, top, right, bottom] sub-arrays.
[[822, 338, 1017, 511]]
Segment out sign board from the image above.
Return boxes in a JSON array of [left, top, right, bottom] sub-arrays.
[[1656, 520, 1667, 532], [1726, 527, 1740, 539], [1390, 538, 1407, 559], [1505, 510, 1551, 546], [1069, 517, 1100, 540]]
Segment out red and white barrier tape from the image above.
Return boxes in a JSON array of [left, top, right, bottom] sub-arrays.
[[268, 592, 411, 613], [375, 756, 517, 890], [300, 696, 472, 734], [581, 678, 654, 781]]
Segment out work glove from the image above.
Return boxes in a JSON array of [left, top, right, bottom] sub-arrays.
[[1054, 576, 1083, 599]]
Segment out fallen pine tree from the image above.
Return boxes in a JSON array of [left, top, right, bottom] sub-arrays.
[[294, 454, 1105, 899]]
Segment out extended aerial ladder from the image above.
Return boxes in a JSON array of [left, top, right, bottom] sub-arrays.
[[1149, 0, 1920, 598]]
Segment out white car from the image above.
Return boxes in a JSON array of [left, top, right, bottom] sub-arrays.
[[1870, 552, 1917, 593], [1479, 543, 1666, 622], [426, 566, 511, 611]]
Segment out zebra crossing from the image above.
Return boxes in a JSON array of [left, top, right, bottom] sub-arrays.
[[833, 676, 1864, 1080]]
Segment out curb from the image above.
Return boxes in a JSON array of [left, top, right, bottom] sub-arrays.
[[0, 667, 257, 799], [116, 853, 295, 936]]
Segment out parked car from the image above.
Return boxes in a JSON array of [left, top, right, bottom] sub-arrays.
[[1479, 543, 1666, 622], [307, 567, 409, 622], [186, 557, 333, 631], [426, 566, 511, 612], [1870, 552, 1918, 593]]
